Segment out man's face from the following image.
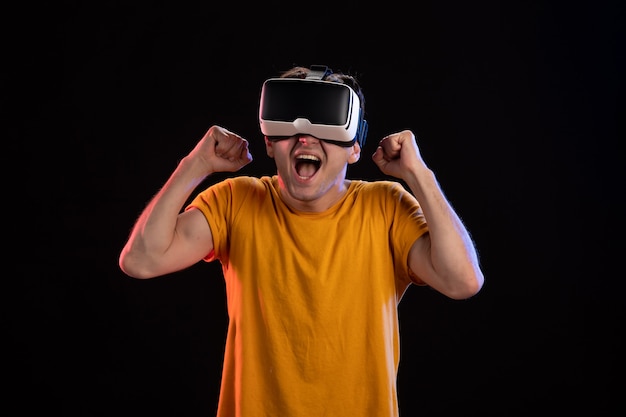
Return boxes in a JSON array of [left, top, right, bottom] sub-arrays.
[[265, 135, 361, 212]]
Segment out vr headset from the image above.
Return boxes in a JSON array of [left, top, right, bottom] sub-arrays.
[[258, 65, 368, 147]]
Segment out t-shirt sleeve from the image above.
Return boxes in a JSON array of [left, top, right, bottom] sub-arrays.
[[185, 179, 236, 262], [387, 182, 430, 286]]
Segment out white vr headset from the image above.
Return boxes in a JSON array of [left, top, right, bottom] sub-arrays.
[[258, 66, 368, 147]]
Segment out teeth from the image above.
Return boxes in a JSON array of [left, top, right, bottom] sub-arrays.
[[296, 154, 320, 162]]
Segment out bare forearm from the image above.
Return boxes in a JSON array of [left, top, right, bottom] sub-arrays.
[[119, 156, 209, 275], [119, 125, 253, 278], [404, 166, 484, 298]]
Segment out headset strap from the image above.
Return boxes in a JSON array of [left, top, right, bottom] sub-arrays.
[[306, 65, 333, 80]]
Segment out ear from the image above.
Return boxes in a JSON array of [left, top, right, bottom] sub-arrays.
[[264, 137, 275, 158], [348, 142, 361, 164]]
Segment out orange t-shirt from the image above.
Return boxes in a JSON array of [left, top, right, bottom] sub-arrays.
[[188, 176, 428, 417]]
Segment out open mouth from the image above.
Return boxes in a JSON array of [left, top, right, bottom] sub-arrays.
[[295, 154, 321, 179]]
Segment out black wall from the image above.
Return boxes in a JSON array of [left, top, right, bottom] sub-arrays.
[[9, 1, 623, 415]]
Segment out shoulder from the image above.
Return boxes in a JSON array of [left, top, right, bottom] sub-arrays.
[[190, 176, 274, 215], [212, 176, 272, 192], [350, 179, 409, 197], [349, 179, 420, 212], [217, 176, 277, 203]]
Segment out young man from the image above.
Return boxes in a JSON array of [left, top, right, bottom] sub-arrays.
[[119, 65, 484, 416]]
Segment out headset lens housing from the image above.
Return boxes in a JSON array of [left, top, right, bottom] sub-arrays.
[[259, 78, 363, 145]]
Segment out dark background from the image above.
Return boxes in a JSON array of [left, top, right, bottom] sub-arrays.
[[8, 0, 623, 415]]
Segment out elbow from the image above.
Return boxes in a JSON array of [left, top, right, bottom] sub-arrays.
[[448, 269, 485, 300], [118, 251, 158, 280]]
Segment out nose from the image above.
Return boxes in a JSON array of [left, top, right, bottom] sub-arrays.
[[297, 134, 319, 145]]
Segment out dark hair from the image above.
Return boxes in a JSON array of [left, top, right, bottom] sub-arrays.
[[279, 66, 366, 113]]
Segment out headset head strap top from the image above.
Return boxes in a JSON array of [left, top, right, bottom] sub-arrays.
[[306, 65, 333, 80]]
